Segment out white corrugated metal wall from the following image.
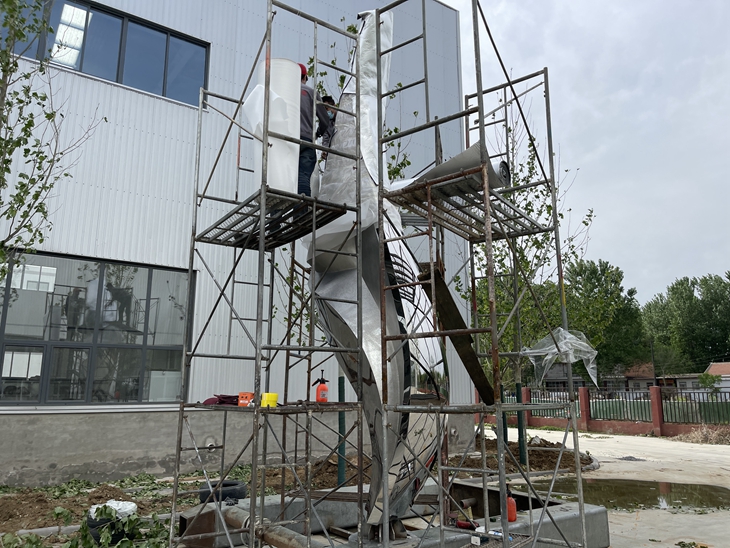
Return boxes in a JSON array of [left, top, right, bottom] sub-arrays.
[[4, 0, 474, 406]]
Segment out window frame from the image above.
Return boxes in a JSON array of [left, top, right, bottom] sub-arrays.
[[26, 0, 209, 105], [0, 252, 192, 406]]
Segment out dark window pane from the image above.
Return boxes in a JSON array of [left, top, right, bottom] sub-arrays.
[[149, 270, 188, 345], [92, 348, 141, 403], [99, 264, 148, 345], [80, 9, 121, 81], [1, 346, 43, 402], [122, 22, 166, 95], [166, 36, 205, 105], [143, 349, 182, 402], [48, 348, 89, 401], [48, 1, 87, 69]]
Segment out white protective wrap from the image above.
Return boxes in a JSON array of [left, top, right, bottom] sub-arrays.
[[305, 11, 395, 272], [522, 327, 599, 386], [242, 58, 300, 193]]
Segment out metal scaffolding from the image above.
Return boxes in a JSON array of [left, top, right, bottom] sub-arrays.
[[170, 0, 589, 547]]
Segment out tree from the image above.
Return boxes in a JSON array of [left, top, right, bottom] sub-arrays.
[[564, 259, 648, 378], [642, 273, 730, 373], [0, 0, 101, 281], [697, 372, 721, 397], [468, 111, 594, 387]]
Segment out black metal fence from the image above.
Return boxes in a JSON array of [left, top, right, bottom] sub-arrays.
[[529, 389, 578, 418], [661, 388, 730, 424], [589, 389, 652, 422]]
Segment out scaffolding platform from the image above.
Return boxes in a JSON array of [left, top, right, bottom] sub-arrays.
[[196, 186, 347, 251], [385, 174, 548, 242]]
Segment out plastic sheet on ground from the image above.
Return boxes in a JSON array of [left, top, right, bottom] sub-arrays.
[[89, 500, 138, 519], [523, 327, 598, 386]]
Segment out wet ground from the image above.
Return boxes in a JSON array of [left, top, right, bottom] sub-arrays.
[[512, 477, 730, 512], [509, 427, 730, 547]]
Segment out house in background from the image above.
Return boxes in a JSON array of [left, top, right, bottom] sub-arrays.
[[705, 362, 730, 390], [623, 362, 655, 390]]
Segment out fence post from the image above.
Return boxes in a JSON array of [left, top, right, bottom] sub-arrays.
[[522, 386, 532, 427], [650, 386, 664, 437], [578, 387, 590, 431]]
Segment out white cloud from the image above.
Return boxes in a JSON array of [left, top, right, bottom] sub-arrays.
[[442, 0, 730, 302]]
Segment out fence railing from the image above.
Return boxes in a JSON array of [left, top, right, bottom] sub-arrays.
[[661, 388, 730, 424], [589, 390, 652, 422], [530, 389, 577, 418]]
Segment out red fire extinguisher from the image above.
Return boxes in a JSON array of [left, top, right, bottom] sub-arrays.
[[507, 486, 517, 522], [313, 370, 329, 402]]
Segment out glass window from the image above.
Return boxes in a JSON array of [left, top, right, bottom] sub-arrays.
[[148, 270, 188, 346], [143, 349, 182, 402], [48, 1, 88, 69], [48, 348, 89, 401], [98, 264, 148, 345], [1, 346, 43, 402], [166, 36, 206, 105], [122, 22, 166, 95], [92, 348, 141, 403], [5, 257, 99, 342], [80, 9, 121, 81], [1, 255, 187, 405]]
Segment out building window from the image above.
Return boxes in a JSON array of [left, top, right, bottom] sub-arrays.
[[0, 254, 190, 405], [10, 0, 208, 106], [691, 382, 700, 389]]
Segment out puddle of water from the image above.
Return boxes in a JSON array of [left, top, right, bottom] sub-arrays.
[[512, 478, 730, 511]]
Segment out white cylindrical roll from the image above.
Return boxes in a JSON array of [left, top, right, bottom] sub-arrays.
[[243, 58, 300, 193]]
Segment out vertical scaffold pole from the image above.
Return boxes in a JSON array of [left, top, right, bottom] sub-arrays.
[[544, 66, 588, 548]]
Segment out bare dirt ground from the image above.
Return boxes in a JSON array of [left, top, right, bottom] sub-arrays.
[[0, 439, 580, 537]]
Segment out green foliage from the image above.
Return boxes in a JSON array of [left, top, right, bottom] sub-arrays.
[[698, 372, 721, 395], [643, 272, 730, 374], [0, 533, 45, 548]]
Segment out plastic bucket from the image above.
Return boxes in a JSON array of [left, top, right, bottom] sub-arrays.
[[261, 393, 278, 407], [238, 392, 254, 407]]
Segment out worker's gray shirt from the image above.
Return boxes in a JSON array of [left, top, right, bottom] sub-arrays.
[[300, 83, 331, 141]]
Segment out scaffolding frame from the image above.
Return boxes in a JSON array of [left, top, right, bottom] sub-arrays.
[[170, 1, 370, 546], [170, 1, 590, 547]]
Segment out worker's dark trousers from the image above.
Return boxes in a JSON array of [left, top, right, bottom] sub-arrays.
[[298, 138, 316, 196]]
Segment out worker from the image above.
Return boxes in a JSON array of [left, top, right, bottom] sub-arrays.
[[298, 63, 331, 196], [320, 95, 337, 161]]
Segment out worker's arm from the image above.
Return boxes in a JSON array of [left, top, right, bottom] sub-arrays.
[[315, 94, 331, 139]]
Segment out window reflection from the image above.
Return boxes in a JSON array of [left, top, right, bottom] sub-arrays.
[[149, 270, 188, 346], [143, 349, 182, 402], [1, 255, 186, 405], [93, 348, 141, 403], [98, 264, 148, 345], [1, 346, 43, 402], [50, 1, 88, 69], [48, 348, 89, 401]]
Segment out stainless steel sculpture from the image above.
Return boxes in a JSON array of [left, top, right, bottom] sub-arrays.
[[305, 11, 445, 536]]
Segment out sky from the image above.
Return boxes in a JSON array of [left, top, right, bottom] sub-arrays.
[[440, 0, 730, 304]]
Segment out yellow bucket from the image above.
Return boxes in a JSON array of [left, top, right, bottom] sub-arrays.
[[261, 393, 278, 407]]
